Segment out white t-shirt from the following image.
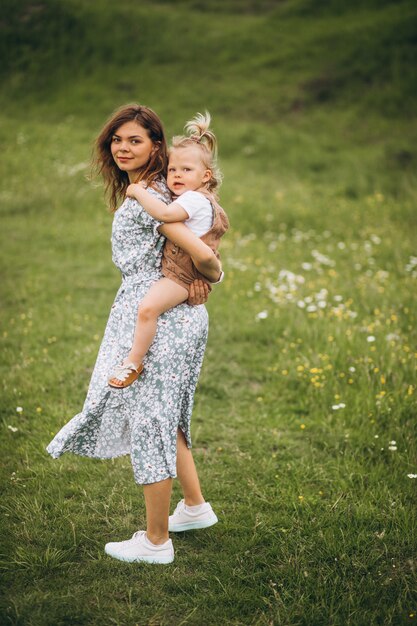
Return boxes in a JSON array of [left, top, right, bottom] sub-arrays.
[[175, 190, 213, 237]]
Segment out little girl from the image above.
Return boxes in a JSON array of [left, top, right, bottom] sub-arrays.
[[108, 112, 229, 388]]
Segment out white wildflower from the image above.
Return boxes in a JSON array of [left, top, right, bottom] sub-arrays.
[[407, 474, 417, 479], [8, 425, 18, 433], [311, 250, 335, 266], [256, 311, 268, 320], [405, 256, 417, 273], [367, 336, 376, 343], [315, 288, 328, 299], [16, 407, 23, 413]]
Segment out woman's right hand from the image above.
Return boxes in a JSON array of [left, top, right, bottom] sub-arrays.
[[187, 280, 209, 305]]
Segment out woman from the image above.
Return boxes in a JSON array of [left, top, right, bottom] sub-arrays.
[[47, 104, 221, 565]]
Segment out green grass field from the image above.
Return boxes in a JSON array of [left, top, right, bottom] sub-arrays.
[[1, 0, 417, 624]]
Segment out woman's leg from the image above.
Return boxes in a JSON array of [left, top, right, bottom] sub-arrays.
[[127, 278, 188, 368], [143, 477, 173, 544], [176, 428, 205, 505]]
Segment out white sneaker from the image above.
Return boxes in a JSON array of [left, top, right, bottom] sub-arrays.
[[168, 499, 218, 532], [105, 531, 174, 564]]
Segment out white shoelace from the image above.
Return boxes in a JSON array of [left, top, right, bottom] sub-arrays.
[[172, 499, 186, 515], [131, 530, 146, 540]]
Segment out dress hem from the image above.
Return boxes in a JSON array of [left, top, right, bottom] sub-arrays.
[[46, 446, 178, 485]]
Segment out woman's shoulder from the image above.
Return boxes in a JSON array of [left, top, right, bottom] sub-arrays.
[[147, 178, 171, 203]]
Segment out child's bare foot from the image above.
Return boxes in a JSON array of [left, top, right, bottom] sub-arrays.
[[108, 362, 144, 389]]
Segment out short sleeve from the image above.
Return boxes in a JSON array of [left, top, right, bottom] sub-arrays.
[[175, 191, 211, 220]]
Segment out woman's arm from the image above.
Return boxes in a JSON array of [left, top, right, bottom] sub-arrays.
[[126, 183, 187, 223], [159, 222, 221, 283]]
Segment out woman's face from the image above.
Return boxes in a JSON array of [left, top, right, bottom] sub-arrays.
[[110, 121, 155, 181]]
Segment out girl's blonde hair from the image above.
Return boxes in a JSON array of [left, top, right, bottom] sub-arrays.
[[171, 111, 222, 196]]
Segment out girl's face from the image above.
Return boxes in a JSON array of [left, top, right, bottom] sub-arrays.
[[110, 121, 156, 181], [167, 147, 211, 196]]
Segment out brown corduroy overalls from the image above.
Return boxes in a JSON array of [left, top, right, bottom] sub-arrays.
[[162, 192, 229, 292]]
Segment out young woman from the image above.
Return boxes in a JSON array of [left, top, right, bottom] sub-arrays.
[[47, 104, 221, 564]]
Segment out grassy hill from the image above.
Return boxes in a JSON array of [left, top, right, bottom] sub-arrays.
[[1, 1, 417, 625]]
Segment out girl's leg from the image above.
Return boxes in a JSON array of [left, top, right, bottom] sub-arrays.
[[127, 278, 188, 368], [176, 428, 205, 505], [143, 477, 173, 544]]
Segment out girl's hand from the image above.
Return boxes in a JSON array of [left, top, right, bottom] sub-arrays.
[[187, 280, 209, 305], [126, 183, 136, 197], [126, 182, 146, 198]]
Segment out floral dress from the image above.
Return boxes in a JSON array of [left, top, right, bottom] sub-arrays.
[[46, 183, 209, 485]]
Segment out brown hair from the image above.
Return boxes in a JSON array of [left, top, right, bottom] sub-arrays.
[[93, 104, 168, 211], [171, 111, 222, 196]]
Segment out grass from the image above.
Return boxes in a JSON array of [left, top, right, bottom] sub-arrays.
[[1, 0, 417, 624]]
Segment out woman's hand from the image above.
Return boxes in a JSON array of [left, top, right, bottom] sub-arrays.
[[187, 280, 209, 305]]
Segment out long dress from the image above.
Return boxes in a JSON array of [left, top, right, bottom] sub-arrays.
[[46, 183, 209, 485]]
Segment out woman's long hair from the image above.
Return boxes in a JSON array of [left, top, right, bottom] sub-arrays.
[[93, 104, 168, 211]]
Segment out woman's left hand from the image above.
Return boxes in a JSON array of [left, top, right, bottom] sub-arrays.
[[187, 280, 209, 305]]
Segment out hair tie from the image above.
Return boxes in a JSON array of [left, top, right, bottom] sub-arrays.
[[190, 134, 202, 143]]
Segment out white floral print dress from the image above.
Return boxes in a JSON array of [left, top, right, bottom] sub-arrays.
[[47, 183, 208, 485]]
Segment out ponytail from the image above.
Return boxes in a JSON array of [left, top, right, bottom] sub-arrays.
[[185, 111, 217, 158]]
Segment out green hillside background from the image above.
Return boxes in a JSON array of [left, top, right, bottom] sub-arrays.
[[1, 1, 417, 624]]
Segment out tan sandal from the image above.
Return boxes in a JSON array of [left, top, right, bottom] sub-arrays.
[[108, 362, 144, 389]]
